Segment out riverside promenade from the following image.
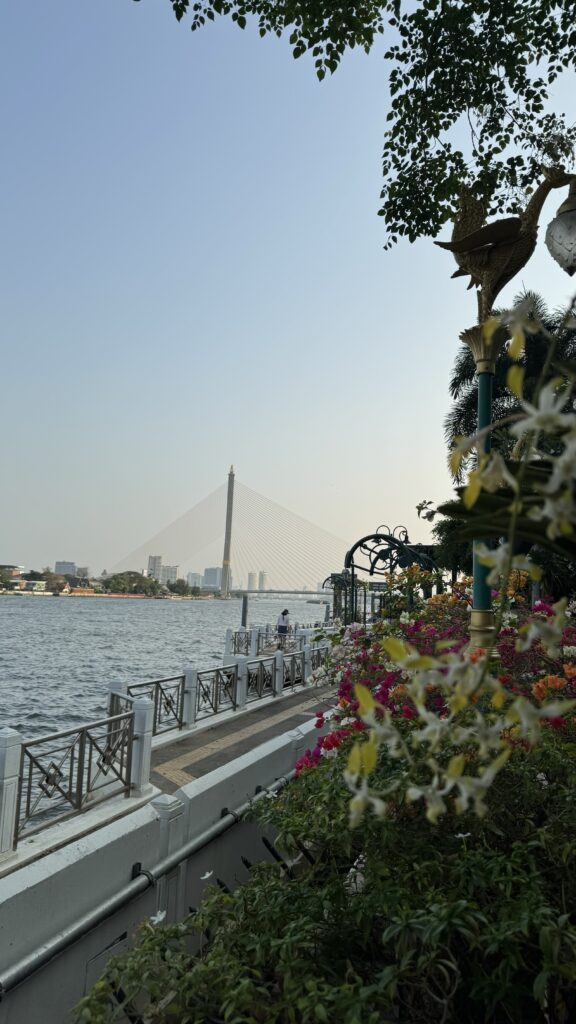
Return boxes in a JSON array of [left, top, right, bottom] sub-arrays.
[[150, 681, 335, 794]]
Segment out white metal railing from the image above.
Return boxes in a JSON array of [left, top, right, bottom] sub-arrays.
[[0, 641, 333, 856], [126, 675, 185, 735], [195, 664, 239, 717], [227, 622, 335, 658], [0, 699, 155, 854], [245, 656, 275, 703]]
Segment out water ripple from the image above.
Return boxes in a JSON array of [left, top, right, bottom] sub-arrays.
[[0, 595, 321, 739]]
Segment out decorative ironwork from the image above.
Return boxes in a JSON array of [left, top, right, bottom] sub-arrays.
[[232, 630, 251, 655], [196, 665, 238, 717], [15, 712, 133, 845], [282, 651, 305, 690], [310, 646, 329, 672], [344, 525, 437, 578], [258, 631, 301, 655], [246, 657, 275, 702], [341, 525, 440, 624], [127, 676, 185, 736]]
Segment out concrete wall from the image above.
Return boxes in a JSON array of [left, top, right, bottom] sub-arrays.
[[0, 720, 319, 1024]]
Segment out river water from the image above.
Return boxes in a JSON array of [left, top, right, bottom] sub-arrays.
[[0, 595, 327, 739]]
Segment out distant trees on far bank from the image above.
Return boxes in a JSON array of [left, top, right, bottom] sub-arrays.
[[0, 566, 204, 597], [103, 573, 201, 596], [102, 572, 162, 596]]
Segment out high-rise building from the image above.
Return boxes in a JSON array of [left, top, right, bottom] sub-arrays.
[[55, 561, 76, 576], [148, 555, 162, 581], [203, 567, 222, 589], [247, 572, 257, 591], [258, 571, 268, 591], [160, 565, 179, 584], [187, 572, 203, 589], [77, 567, 90, 579]]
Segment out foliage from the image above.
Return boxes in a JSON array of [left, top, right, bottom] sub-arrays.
[[147, 0, 576, 244], [444, 293, 576, 482], [102, 571, 162, 596], [429, 514, 473, 582], [42, 571, 68, 593], [76, 606, 576, 1022], [166, 578, 193, 596], [77, 580, 576, 1022], [77, 297, 576, 1020]]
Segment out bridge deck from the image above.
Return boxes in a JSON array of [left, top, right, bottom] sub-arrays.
[[150, 684, 335, 795]]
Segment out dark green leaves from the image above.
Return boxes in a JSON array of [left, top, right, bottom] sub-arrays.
[[154, 0, 576, 245]]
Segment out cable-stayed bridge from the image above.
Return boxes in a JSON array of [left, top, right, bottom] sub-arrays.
[[112, 470, 348, 592]]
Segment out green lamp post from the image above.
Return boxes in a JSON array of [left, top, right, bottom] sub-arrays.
[[460, 324, 508, 648], [435, 168, 575, 649]]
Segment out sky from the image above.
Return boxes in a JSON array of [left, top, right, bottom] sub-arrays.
[[2, 2, 576, 576]]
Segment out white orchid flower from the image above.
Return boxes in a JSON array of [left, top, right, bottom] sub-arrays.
[[511, 380, 575, 438], [529, 491, 576, 539]]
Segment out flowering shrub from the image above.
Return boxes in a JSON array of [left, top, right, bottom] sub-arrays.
[[77, 299, 576, 1023]]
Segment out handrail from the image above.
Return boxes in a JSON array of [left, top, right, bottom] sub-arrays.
[[15, 711, 134, 846]]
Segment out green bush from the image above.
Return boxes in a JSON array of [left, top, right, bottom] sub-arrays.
[[75, 725, 576, 1024]]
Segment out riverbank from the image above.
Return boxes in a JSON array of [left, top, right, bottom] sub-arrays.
[[0, 590, 219, 600]]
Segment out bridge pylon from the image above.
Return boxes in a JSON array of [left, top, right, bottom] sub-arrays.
[[220, 465, 234, 597]]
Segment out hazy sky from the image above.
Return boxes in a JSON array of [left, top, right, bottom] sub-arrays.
[[2, 2, 575, 574]]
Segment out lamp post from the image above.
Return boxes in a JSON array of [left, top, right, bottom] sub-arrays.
[[436, 169, 576, 648], [460, 324, 508, 649]]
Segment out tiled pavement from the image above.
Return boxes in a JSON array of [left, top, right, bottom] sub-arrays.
[[150, 685, 336, 795]]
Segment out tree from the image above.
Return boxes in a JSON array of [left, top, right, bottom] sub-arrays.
[[152, 0, 576, 245], [167, 578, 192, 596], [42, 571, 67, 594], [430, 515, 473, 584], [444, 292, 576, 480], [103, 572, 162, 596]]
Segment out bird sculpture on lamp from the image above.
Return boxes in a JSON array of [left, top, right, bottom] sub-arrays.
[[435, 166, 575, 323]]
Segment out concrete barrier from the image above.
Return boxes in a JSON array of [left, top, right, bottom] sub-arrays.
[[0, 718, 322, 1024]]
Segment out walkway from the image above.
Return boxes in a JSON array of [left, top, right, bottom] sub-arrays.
[[151, 684, 335, 795]]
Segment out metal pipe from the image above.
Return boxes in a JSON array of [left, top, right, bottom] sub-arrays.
[[0, 772, 295, 997]]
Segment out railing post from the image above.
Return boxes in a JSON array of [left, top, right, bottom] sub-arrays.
[[303, 643, 312, 682], [131, 698, 154, 794], [249, 628, 259, 657], [236, 656, 248, 710], [182, 667, 198, 727], [224, 628, 234, 663], [0, 728, 22, 858], [273, 650, 284, 696], [151, 792, 187, 923], [108, 679, 127, 716]]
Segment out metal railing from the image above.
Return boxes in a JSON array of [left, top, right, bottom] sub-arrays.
[[232, 630, 251, 655], [230, 621, 331, 656], [245, 656, 275, 703], [6, 643, 333, 853], [310, 646, 329, 672], [14, 712, 134, 846], [126, 675, 185, 735], [257, 631, 302, 655], [196, 664, 238, 717], [282, 650, 306, 689]]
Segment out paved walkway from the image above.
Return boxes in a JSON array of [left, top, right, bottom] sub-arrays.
[[150, 685, 335, 795]]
